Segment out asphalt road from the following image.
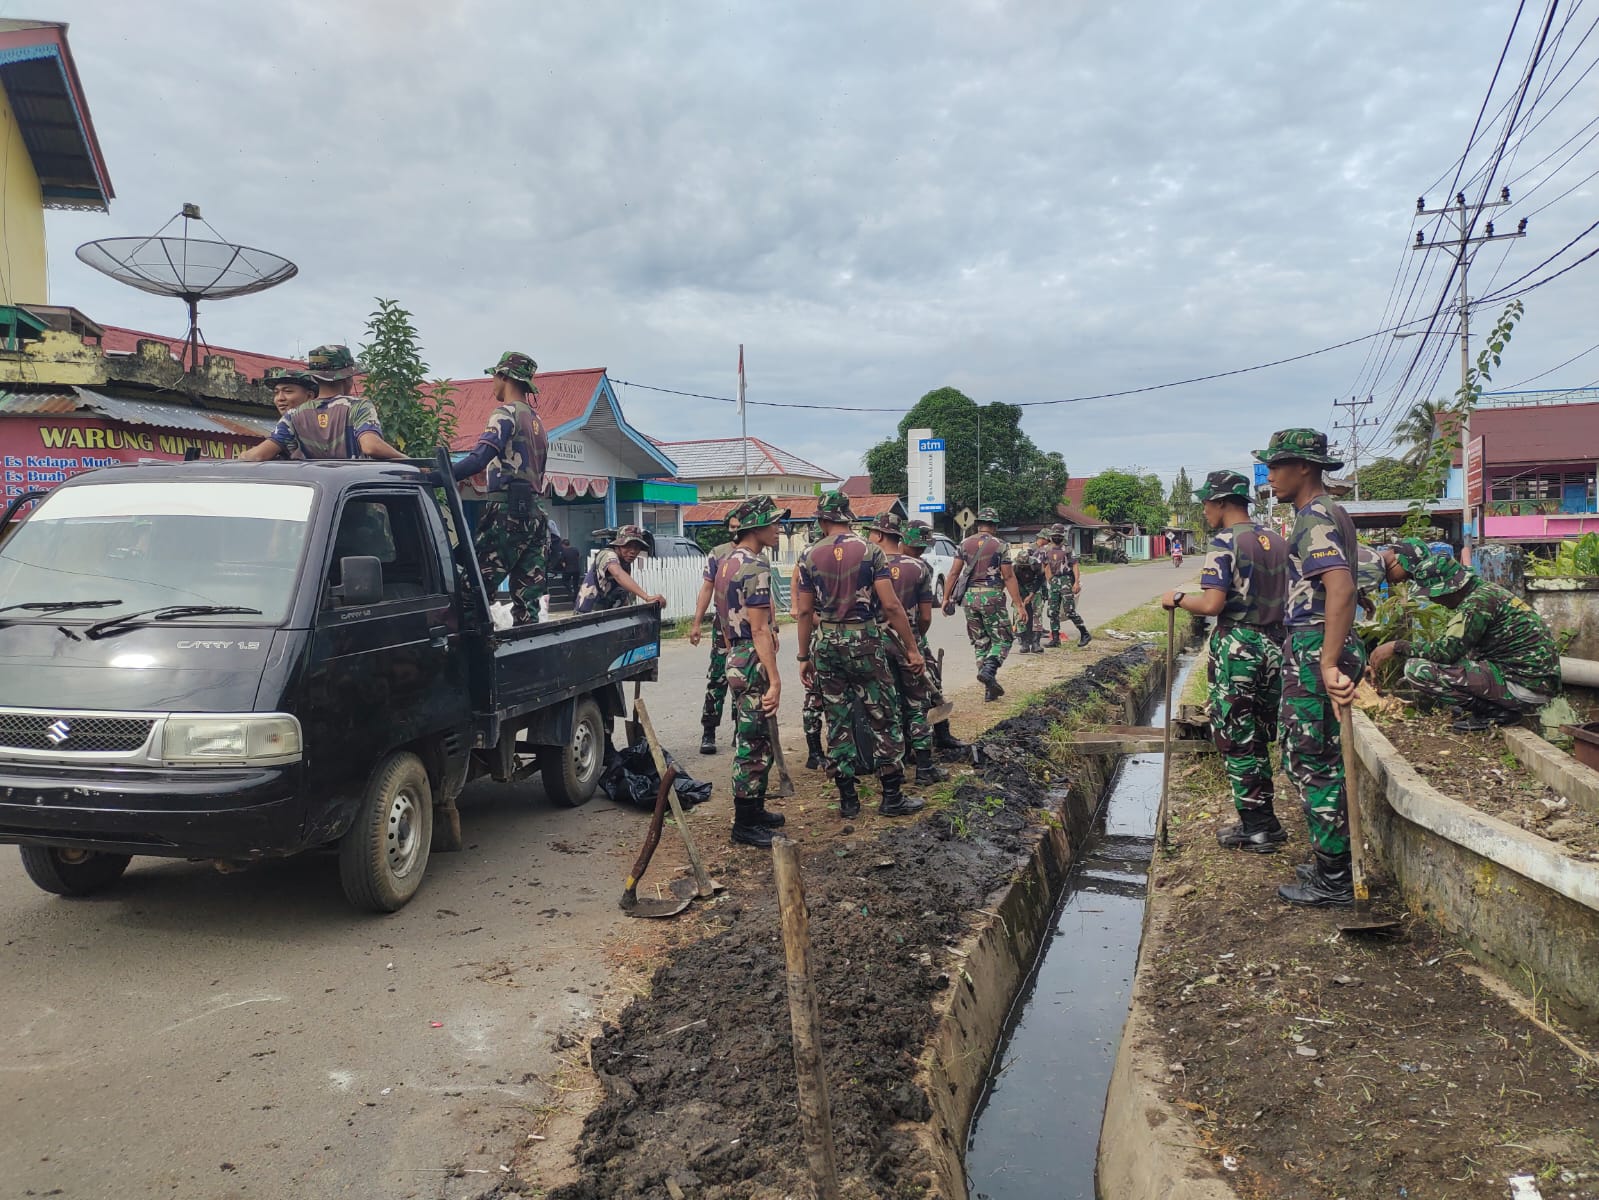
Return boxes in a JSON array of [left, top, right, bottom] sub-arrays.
[[0, 559, 1188, 1200]]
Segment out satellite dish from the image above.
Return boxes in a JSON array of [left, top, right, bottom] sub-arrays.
[[76, 204, 297, 372]]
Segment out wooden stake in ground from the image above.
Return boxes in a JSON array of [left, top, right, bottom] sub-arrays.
[[770, 837, 842, 1200], [1157, 603, 1177, 849]]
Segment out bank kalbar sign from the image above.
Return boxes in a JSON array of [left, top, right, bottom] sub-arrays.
[[1464, 435, 1485, 508], [0, 417, 257, 499], [906, 426, 945, 513]]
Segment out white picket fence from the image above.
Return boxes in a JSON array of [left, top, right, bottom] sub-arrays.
[[631, 556, 712, 621]]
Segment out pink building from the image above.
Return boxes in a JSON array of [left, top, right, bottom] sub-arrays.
[[1462, 400, 1599, 545]]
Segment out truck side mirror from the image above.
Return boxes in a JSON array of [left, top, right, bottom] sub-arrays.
[[333, 556, 384, 606]]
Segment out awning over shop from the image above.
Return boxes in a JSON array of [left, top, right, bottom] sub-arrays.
[[0, 386, 274, 436]]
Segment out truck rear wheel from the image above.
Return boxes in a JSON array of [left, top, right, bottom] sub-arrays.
[[541, 696, 604, 808], [19, 846, 131, 896], [339, 750, 433, 912]]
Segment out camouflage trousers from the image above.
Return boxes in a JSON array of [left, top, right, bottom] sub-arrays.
[[476, 502, 548, 625], [1019, 580, 1046, 638], [814, 624, 903, 781], [701, 630, 729, 727], [1404, 657, 1553, 713], [964, 586, 1014, 667], [1281, 629, 1367, 855], [726, 645, 773, 802], [1048, 577, 1085, 632], [917, 633, 944, 704], [1207, 626, 1284, 814], [888, 634, 934, 753]]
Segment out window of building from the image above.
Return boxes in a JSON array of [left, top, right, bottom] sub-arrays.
[[1489, 470, 1596, 510]]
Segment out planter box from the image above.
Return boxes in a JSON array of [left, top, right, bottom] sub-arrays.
[[1527, 576, 1599, 659]]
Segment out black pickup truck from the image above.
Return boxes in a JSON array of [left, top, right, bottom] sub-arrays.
[[0, 459, 659, 910]]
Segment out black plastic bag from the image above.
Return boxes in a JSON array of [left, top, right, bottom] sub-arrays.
[[598, 740, 714, 810]]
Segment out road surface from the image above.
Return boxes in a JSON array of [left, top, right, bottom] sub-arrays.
[[0, 560, 1188, 1199]]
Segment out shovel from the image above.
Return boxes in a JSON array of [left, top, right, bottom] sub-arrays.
[[1337, 710, 1402, 935], [620, 765, 692, 918], [1156, 604, 1177, 850], [633, 696, 723, 899], [768, 715, 796, 797], [926, 648, 953, 725]]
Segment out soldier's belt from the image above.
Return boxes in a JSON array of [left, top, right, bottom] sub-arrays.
[[1217, 620, 1286, 639], [818, 619, 872, 627]]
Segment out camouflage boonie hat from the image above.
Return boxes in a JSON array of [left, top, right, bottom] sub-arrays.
[[1253, 428, 1344, 469], [1049, 523, 1067, 539], [306, 344, 358, 382], [486, 351, 538, 387], [1195, 468, 1253, 501], [816, 489, 855, 521], [726, 494, 788, 533], [1392, 537, 1470, 598], [264, 367, 320, 394], [609, 524, 651, 549], [975, 506, 1000, 524], [868, 512, 906, 538], [901, 522, 931, 549]]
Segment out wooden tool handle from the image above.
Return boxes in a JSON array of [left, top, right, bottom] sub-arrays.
[[1341, 711, 1369, 903], [621, 765, 677, 907], [634, 696, 715, 898]]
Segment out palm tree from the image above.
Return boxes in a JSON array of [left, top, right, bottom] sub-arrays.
[[1393, 398, 1446, 467]]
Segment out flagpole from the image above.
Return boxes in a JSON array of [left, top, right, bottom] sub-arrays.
[[739, 344, 749, 498]]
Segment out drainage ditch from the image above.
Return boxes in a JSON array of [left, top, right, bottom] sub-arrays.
[[964, 655, 1198, 1200]]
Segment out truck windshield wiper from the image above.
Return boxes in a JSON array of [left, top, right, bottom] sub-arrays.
[[0, 598, 124, 618], [85, 604, 263, 640]]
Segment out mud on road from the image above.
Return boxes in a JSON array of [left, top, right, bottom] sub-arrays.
[[535, 644, 1157, 1200]]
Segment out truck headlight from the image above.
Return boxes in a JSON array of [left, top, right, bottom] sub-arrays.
[[162, 715, 302, 764]]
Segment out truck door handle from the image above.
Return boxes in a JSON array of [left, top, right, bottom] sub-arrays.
[[428, 625, 449, 648]]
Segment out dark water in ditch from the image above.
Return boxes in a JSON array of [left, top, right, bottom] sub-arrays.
[[964, 657, 1197, 1200]]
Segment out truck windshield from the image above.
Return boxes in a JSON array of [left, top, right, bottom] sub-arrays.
[[0, 480, 315, 625]]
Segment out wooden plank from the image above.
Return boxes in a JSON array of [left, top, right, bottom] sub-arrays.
[[1067, 734, 1215, 755]]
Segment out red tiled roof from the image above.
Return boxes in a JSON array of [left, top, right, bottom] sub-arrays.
[[683, 494, 905, 524], [840, 474, 873, 496], [1063, 476, 1094, 508], [99, 326, 306, 381], [1453, 402, 1599, 467], [442, 368, 607, 450]]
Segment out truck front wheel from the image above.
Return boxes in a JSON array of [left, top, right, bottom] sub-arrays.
[[541, 696, 604, 808], [339, 751, 434, 912], [19, 846, 132, 896]]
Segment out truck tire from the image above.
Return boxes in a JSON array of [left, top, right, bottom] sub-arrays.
[[339, 751, 434, 912], [542, 696, 603, 808], [19, 846, 131, 896]]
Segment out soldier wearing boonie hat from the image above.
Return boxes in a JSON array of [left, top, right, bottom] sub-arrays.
[[794, 491, 928, 821], [1164, 469, 1291, 853], [1011, 537, 1047, 654], [1043, 522, 1091, 647], [243, 344, 407, 463], [575, 525, 664, 614], [900, 522, 965, 756], [264, 367, 320, 417], [1367, 538, 1559, 732], [1253, 428, 1365, 907], [689, 512, 739, 756], [865, 512, 944, 785], [713, 495, 790, 847], [941, 506, 1027, 702]]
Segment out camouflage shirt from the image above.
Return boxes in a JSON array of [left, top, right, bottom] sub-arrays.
[[1355, 544, 1387, 603], [477, 399, 548, 494], [702, 541, 736, 629], [575, 549, 632, 614], [1200, 521, 1289, 631], [1410, 578, 1560, 692], [714, 545, 773, 643], [956, 532, 1010, 589], [271, 395, 382, 459], [1012, 546, 1046, 587], [1285, 494, 1359, 629], [1041, 544, 1075, 579], [796, 533, 890, 622], [884, 552, 935, 616]]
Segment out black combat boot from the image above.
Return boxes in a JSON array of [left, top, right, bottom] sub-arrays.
[[730, 799, 776, 848], [804, 729, 825, 770], [1451, 698, 1521, 733], [979, 660, 1005, 702], [752, 801, 786, 828], [1216, 807, 1289, 853], [837, 776, 861, 819], [1277, 850, 1354, 907], [934, 721, 967, 756], [1050, 631, 1063, 648], [1076, 620, 1092, 647], [700, 722, 718, 755], [878, 771, 927, 817], [914, 748, 946, 784]]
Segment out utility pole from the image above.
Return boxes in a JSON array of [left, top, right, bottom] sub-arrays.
[[1412, 188, 1526, 558], [1332, 395, 1379, 501]]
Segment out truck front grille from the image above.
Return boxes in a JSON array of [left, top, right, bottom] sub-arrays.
[[0, 712, 155, 754]]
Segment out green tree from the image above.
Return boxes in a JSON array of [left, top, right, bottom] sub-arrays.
[[1353, 456, 1422, 501], [1393, 398, 1446, 467], [1083, 468, 1168, 531], [1167, 467, 1201, 532], [359, 298, 457, 455], [863, 387, 1068, 526]]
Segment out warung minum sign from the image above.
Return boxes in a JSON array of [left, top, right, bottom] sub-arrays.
[[906, 427, 946, 513]]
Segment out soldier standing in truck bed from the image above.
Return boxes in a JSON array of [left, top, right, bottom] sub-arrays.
[[941, 507, 1027, 702]]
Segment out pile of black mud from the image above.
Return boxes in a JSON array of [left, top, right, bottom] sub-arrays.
[[544, 644, 1155, 1200]]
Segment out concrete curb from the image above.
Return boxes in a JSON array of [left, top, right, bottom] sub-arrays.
[[1502, 724, 1599, 817]]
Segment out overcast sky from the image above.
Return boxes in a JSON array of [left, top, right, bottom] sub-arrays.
[[37, 0, 1599, 485]]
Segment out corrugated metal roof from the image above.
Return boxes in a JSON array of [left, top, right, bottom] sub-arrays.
[[1338, 497, 1462, 516], [0, 388, 274, 436], [652, 436, 835, 481]]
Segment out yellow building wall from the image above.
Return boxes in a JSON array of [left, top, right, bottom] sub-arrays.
[[0, 88, 49, 306]]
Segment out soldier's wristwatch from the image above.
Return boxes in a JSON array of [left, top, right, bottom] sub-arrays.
[[1172, 591, 1186, 609]]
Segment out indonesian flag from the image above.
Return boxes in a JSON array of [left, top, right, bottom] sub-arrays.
[[737, 344, 746, 416]]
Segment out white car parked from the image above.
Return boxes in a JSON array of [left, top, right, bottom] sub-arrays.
[[921, 533, 961, 599]]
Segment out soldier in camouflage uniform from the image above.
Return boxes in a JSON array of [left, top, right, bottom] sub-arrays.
[[575, 526, 665, 613], [689, 517, 736, 754], [1044, 523, 1092, 646], [243, 345, 407, 462], [1256, 429, 1366, 907], [800, 522, 829, 769], [1163, 470, 1290, 852], [902, 522, 966, 756], [941, 507, 1027, 702], [1012, 539, 1047, 653], [1369, 538, 1559, 731], [713, 496, 788, 848], [446, 352, 551, 625], [794, 491, 927, 819], [866, 513, 945, 784]]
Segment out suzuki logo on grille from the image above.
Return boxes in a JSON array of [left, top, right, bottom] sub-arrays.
[[45, 719, 71, 746]]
